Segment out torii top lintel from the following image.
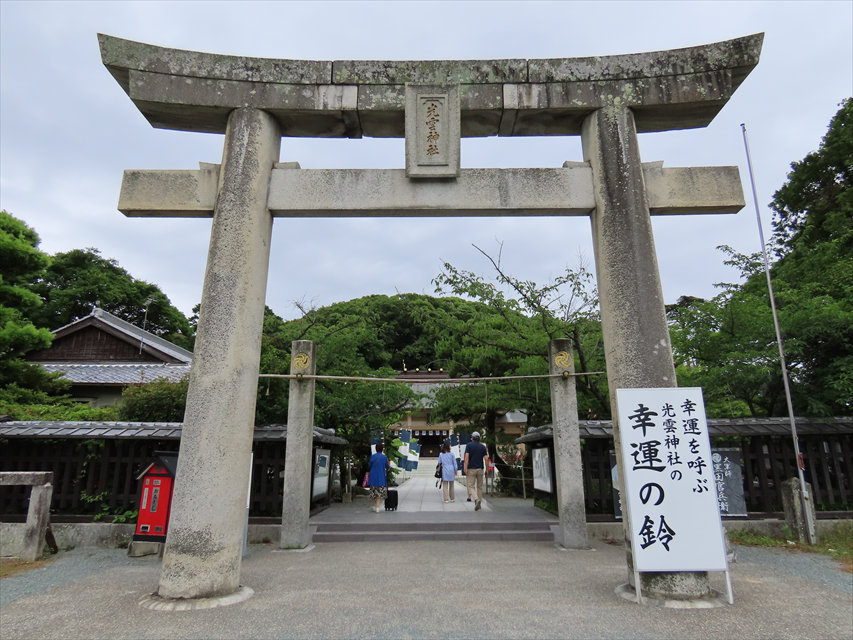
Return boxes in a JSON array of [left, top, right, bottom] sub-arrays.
[[98, 33, 763, 138]]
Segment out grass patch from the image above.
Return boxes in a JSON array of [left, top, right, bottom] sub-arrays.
[[728, 521, 853, 573], [533, 498, 558, 515], [0, 556, 56, 579]]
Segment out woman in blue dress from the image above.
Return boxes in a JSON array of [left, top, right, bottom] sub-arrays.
[[438, 442, 458, 503], [366, 442, 390, 513]]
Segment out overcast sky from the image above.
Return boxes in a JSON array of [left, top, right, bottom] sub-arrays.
[[1, 1, 850, 320]]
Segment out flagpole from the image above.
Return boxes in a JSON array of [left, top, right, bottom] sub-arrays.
[[740, 123, 817, 544]]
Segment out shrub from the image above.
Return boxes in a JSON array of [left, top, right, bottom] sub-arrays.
[[118, 377, 189, 422]]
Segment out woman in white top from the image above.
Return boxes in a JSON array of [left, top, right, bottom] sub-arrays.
[[438, 442, 458, 503]]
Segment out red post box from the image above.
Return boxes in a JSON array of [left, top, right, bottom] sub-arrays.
[[128, 452, 177, 556]]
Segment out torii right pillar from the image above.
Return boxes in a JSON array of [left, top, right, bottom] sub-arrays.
[[583, 105, 707, 599]]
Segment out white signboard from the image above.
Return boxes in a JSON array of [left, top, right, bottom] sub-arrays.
[[312, 448, 331, 500], [532, 448, 552, 493], [616, 388, 727, 572]]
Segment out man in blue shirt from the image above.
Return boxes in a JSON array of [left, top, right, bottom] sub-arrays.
[[463, 431, 489, 511]]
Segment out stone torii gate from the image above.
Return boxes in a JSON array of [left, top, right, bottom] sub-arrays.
[[100, 33, 762, 605]]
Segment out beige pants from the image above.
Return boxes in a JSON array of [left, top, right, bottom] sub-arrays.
[[466, 468, 484, 501], [442, 480, 455, 501]]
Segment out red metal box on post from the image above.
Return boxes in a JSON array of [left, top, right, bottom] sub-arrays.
[[134, 452, 177, 543]]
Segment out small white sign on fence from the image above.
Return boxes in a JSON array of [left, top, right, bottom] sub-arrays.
[[615, 388, 729, 576], [532, 448, 552, 494]]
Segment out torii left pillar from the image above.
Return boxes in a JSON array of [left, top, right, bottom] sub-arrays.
[[158, 108, 280, 600]]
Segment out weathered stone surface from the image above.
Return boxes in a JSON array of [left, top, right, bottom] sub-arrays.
[[128, 70, 359, 136], [0, 472, 54, 561], [157, 108, 280, 600], [332, 58, 528, 85], [280, 341, 317, 550], [781, 477, 818, 544], [357, 84, 502, 137], [0, 522, 135, 556], [118, 164, 742, 218], [0, 471, 53, 486], [529, 34, 762, 85], [582, 106, 710, 599], [99, 34, 331, 88], [548, 340, 588, 549], [119, 165, 219, 217], [99, 33, 762, 137], [643, 165, 744, 214], [269, 167, 595, 216], [127, 540, 163, 558], [405, 85, 460, 178]]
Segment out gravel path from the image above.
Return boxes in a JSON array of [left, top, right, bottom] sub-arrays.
[[733, 545, 852, 595], [1, 547, 150, 607], [3, 544, 850, 607], [1, 542, 851, 640]]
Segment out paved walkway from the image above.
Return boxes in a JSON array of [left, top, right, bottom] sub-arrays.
[[315, 461, 550, 525], [1, 473, 851, 640]]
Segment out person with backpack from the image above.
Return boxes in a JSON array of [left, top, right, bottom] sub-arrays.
[[463, 431, 489, 511], [438, 441, 458, 503]]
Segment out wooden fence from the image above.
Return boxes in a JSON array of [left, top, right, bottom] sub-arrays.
[[2, 428, 850, 519], [0, 438, 301, 519], [578, 432, 852, 516]]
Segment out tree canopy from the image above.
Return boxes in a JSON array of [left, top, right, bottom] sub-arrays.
[[668, 100, 852, 417], [426, 246, 606, 471], [1, 213, 191, 417], [30, 248, 194, 350], [0, 211, 68, 403], [255, 297, 427, 454]]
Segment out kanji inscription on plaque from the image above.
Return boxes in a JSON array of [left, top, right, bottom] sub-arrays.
[[405, 84, 460, 178]]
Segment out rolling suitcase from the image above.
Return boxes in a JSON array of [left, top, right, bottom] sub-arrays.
[[384, 489, 398, 511]]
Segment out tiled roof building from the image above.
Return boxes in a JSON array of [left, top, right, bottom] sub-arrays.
[[27, 307, 192, 407]]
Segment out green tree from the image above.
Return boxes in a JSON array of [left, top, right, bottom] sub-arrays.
[[667, 250, 782, 417], [428, 245, 607, 476], [30, 248, 194, 350], [0, 211, 68, 404], [118, 377, 190, 422], [767, 98, 853, 415], [770, 98, 852, 257], [257, 300, 417, 435], [668, 100, 852, 417]]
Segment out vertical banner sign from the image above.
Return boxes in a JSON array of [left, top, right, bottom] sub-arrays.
[[616, 388, 727, 572], [407, 441, 421, 470], [397, 430, 411, 472]]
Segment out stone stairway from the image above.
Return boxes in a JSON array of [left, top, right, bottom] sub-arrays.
[[312, 519, 555, 543], [311, 468, 557, 543]]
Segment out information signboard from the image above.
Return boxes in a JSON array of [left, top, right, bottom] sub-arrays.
[[615, 387, 727, 573], [713, 448, 748, 517], [312, 448, 331, 500], [532, 448, 553, 493]]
